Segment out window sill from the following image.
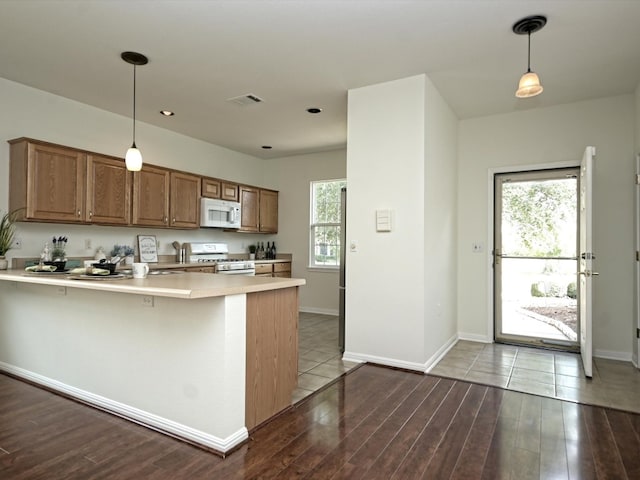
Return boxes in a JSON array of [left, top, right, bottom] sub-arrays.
[[307, 265, 340, 273]]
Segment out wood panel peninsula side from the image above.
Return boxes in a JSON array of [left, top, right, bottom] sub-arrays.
[[0, 271, 305, 454]]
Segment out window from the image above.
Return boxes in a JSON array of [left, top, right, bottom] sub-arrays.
[[310, 179, 346, 268]]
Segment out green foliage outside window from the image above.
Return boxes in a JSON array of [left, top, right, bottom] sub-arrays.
[[310, 179, 346, 267]]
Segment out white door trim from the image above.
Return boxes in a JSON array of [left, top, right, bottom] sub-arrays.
[[486, 160, 581, 343]]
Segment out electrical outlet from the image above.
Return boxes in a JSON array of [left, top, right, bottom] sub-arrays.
[[84, 238, 92, 250], [350, 240, 358, 253], [12, 237, 22, 249], [142, 296, 154, 307], [56, 286, 67, 296], [472, 242, 484, 253]]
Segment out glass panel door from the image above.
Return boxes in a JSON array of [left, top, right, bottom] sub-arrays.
[[494, 168, 580, 349]]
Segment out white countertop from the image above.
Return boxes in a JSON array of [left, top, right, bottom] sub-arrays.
[[0, 270, 305, 299]]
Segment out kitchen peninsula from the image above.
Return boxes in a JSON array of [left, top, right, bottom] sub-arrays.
[[0, 270, 305, 454]]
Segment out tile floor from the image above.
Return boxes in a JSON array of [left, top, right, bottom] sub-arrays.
[[430, 340, 640, 413], [293, 312, 359, 403]]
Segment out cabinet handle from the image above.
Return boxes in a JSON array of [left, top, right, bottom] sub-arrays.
[[172, 218, 176, 223], [164, 216, 168, 224], [77, 210, 81, 216], [89, 211, 93, 218]]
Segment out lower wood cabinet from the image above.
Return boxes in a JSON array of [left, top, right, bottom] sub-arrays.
[[245, 288, 298, 429], [255, 262, 292, 278]]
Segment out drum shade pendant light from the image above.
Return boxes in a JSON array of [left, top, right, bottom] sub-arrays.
[[121, 51, 148, 171], [513, 15, 546, 98]]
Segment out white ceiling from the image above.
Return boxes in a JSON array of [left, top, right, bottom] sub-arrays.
[[1, 1, 639, 159]]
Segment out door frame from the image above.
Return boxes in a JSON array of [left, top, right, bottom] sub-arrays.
[[486, 160, 581, 343], [493, 167, 580, 349]]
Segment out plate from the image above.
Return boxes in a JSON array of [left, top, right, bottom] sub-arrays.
[[70, 273, 127, 281], [26, 269, 69, 274], [86, 271, 120, 277]]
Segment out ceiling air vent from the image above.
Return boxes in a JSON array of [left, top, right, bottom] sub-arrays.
[[226, 93, 264, 106]]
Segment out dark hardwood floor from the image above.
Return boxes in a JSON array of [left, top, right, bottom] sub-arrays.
[[1, 364, 639, 479]]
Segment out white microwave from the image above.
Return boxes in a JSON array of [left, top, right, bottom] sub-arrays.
[[200, 198, 241, 228]]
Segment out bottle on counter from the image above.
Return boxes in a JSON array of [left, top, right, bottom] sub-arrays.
[[271, 242, 276, 259], [266, 242, 272, 259]]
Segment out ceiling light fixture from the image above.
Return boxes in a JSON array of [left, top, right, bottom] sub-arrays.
[[512, 15, 546, 98], [160, 110, 174, 117], [121, 51, 148, 171], [306, 107, 322, 114]]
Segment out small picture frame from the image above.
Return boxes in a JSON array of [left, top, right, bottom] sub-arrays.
[[137, 235, 158, 263]]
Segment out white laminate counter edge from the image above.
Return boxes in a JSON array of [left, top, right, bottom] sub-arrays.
[[0, 271, 305, 299], [0, 361, 249, 453]]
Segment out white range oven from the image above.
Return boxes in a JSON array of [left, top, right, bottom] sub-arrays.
[[186, 242, 255, 275]]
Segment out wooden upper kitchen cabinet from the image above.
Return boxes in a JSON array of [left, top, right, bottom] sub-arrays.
[[238, 186, 278, 233], [170, 171, 200, 228], [201, 177, 221, 199], [86, 154, 131, 225], [202, 177, 239, 202], [133, 165, 200, 229], [259, 189, 278, 233], [9, 138, 86, 223], [132, 164, 171, 227], [239, 185, 260, 232]]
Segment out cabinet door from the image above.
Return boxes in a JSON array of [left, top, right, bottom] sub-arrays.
[[255, 263, 273, 276], [259, 189, 279, 233], [202, 177, 221, 199], [26, 142, 86, 222], [86, 154, 131, 225], [221, 182, 239, 202], [132, 165, 170, 226], [170, 171, 200, 228], [239, 186, 259, 232], [273, 262, 291, 278]]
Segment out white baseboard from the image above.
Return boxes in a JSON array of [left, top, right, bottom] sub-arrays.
[[0, 362, 248, 454], [299, 306, 339, 316], [593, 349, 633, 362], [424, 334, 458, 373], [457, 332, 493, 343], [632, 353, 638, 369], [342, 351, 426, 372]]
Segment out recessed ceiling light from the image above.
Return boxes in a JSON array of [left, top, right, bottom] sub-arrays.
[[306, 107, 322, 114], [261, 145, 273, 150], [160, 110, 175, 116]]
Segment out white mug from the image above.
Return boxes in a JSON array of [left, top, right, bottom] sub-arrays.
[[132, 262, 149, 279]]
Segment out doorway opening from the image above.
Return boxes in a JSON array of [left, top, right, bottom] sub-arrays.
[[494, 167, 580, 350]]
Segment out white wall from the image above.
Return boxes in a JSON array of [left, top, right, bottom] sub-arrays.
[[264, 150, 346, 314], [345, 74, 458, 370], [0, 78, 273, 261], [458, 95, 636, 359], [423, 77, 458, 362]]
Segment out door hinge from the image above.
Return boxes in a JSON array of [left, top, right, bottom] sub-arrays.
[[636, 174, 640, 185], [637, 328, 640, 339], [637, 251, 640, 262]]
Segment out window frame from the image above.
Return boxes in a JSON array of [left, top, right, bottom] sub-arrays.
[[308, 178, 346, 270]]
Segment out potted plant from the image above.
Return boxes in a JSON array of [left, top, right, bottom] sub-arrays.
[[248, 244, 257, 260], [111, 244, 135, 264], [0, 210, 17, 270]]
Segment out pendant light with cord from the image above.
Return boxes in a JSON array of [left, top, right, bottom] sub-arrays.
[[121, 51, 148, 171], [513, 15, 546, 98]]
